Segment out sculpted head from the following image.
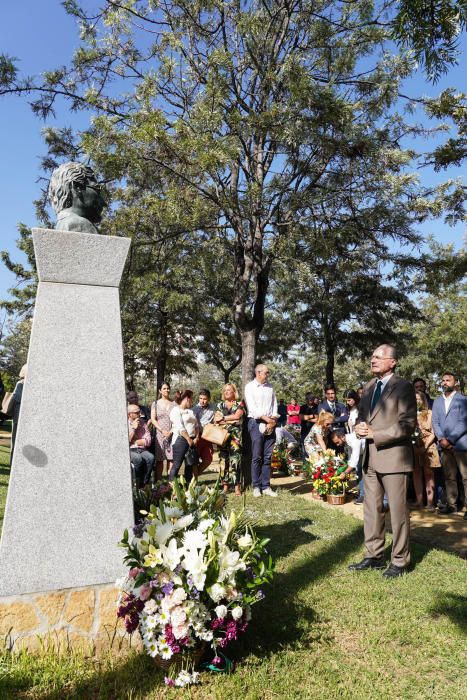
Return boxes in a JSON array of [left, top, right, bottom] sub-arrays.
[[49, 162, 105, 233]]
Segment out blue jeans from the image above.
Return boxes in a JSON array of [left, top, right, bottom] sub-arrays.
[[130, 448, 154, 488], [248, 418, 275, 490], [169, 436, 194, 483]]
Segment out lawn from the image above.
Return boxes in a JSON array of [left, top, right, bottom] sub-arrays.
[[1, 431, 466, 699]]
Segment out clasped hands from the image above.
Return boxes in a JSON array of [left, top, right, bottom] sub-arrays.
[[355, 421, 374, 439]]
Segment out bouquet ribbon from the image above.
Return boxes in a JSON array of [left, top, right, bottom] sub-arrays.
[[200, 652, 234, 674]]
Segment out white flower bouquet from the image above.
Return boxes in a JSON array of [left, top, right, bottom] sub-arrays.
[[117, 477, 273, 687]]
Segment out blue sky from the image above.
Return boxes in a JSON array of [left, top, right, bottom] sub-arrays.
[[0, 1, 464, 308]]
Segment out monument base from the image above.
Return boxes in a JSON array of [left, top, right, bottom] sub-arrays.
[[0, 583, 140, 655]]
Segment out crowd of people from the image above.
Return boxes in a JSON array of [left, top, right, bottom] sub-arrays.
[[127, 362, 466, 528]]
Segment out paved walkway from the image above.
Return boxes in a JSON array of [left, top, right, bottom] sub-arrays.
[[1, 429, 464, 558], [273, 474, 467, 559]]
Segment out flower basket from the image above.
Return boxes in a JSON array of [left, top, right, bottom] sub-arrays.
[[327, 493, 346, 505], [153, 642, 207, 672], [303, 450, 350, 497], [117, 476, 274, 688]]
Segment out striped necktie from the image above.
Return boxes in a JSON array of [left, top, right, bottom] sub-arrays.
[[371, 380, 383, 412]]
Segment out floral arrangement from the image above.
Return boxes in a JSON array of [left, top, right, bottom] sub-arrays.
[[303, 449, 349, 496], [117, 478, 274, 687]]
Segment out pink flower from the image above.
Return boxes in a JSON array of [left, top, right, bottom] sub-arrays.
[[129, 567, 143, 579], [139, 584, 151, 601], [172, 623, 190, 640]]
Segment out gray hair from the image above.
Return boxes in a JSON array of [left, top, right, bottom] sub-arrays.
[[377, 343, 398, 360], [48, 162, 96, 214]]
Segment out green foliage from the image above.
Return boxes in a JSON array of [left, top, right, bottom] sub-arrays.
[[392, 0, 467, 82], [0, 318, 31, 387]]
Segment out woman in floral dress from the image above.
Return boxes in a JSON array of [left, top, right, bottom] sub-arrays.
[[150, 383, 175, 480], [304, 411, 334, 457], [214, 383, 245, 495]]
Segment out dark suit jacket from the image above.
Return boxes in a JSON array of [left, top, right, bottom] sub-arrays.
[[358, 374, 416, 474], [317, 400, 348, 427]]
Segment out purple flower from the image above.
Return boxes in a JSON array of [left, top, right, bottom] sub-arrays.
[[218, 638, 228, 649], [132, 522, 145, 537], [257, 590, 265, 600], [164, 677, 175, 687], [174, 564, 183, 575], [212, 655, 222, 666], [210, 618, 225, 630], [171, 644, 181, 654], [162, 582, 174, 595]]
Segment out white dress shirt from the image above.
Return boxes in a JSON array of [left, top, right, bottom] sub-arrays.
[[244, 379, 278, 420], [443, 391, 457, 413], [344, 433, 364, 470]]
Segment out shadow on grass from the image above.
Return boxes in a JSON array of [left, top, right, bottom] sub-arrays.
[[231, 518, 364, 660], [3, 649, 163, 700], [0, 466, 11, 476], [428, 593, 467, 633]]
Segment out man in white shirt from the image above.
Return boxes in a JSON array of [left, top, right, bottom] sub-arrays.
[[244, 364, 278, 497]]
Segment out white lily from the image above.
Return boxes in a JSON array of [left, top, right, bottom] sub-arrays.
[[160, 538, 182, 570], [154, 521, 174, 546], [172, 513, 195, 531]]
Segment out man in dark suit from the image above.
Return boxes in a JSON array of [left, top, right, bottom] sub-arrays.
[[349, 344, 417, 578], [318, 385, 348, 429]]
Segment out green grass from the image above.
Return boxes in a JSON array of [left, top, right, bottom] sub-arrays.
[[1, 442, 466, 699]]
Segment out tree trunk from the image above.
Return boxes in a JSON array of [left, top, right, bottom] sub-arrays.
[[241, 328, 256, 394], [155, 309, 168, 391], [324, 334, 335, 386]]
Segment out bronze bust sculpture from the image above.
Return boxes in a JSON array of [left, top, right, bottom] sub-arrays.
[[49, 162, 105, 234]]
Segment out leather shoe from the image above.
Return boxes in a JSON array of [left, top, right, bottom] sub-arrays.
[[382, 564, 408, 579], [437, 505, 456, 516], [348, 557, 385, 571]]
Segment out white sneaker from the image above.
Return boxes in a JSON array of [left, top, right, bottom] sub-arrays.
[[253, 487, 262, 498], [262, 487, 277, 498]]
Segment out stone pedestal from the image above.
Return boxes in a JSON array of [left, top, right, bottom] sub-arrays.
[[0, 229, 134, 599]]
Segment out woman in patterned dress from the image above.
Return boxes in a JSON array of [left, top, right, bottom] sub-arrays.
[[304, 411, 335, 457], [150, 382, 175, 480], [214, 383, 245, 496]]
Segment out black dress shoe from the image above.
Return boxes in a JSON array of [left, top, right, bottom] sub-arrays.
[[348, 557, 385, 571], [382, 564, 408, 579], [353, 496, 364, 505], [437, 505, 456, 516]]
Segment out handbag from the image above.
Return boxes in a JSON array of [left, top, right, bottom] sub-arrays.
[[202, 422, 230, 447], [184, 444, 199, 467], [179, 408, 199, 467], [1, 392, 15, 417]]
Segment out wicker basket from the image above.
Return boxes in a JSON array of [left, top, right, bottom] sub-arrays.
[[153, 642, 207, 672], [327, 493, 346, 505]]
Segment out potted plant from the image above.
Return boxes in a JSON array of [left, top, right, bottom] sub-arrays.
[[117, 478, 274, 687]]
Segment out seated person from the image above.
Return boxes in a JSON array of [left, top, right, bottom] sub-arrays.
[[128, 403, 154, 489], [127, 390, 151, 423]]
